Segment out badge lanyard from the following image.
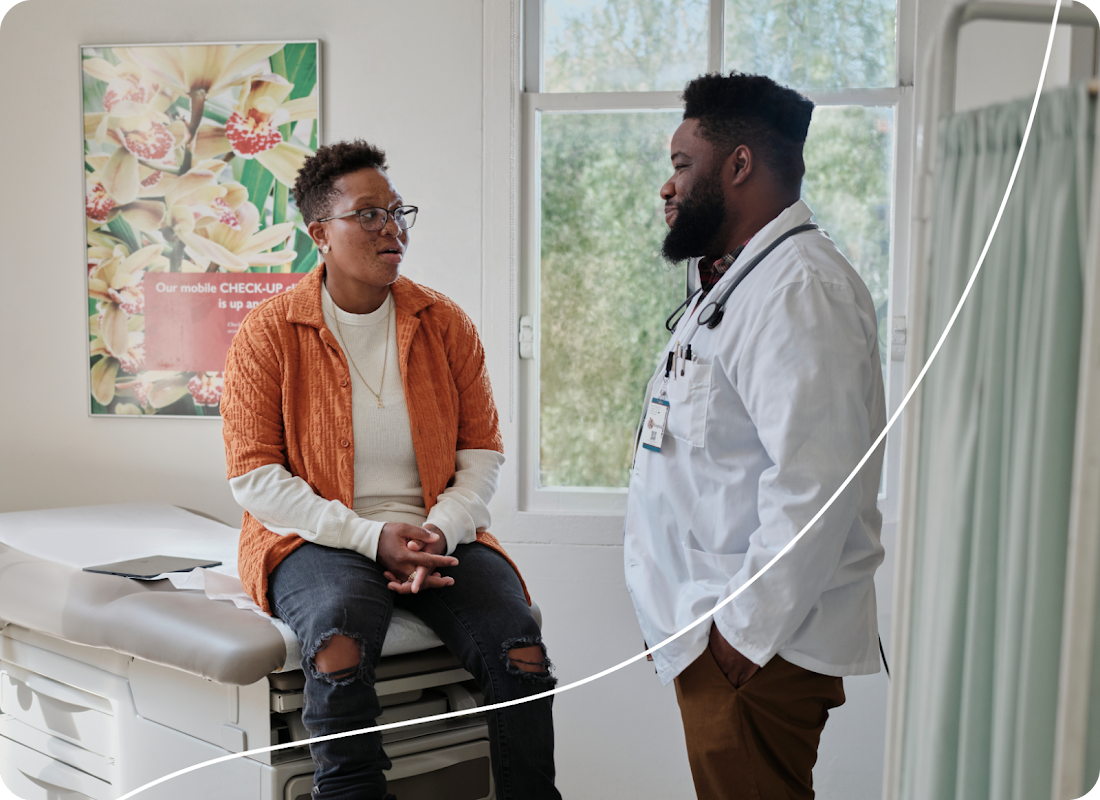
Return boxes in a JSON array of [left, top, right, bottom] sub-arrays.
[[641, 223, 819, 454]]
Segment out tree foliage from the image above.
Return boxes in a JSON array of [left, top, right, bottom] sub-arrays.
[[539, 0, 895, 488], [724, 0, 895, 90], [540, 112, 684, 487], [546, 0, 708, 92], [802, 105, 894, 361]]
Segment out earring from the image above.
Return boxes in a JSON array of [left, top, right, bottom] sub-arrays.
[[322, 245, 330, 254]]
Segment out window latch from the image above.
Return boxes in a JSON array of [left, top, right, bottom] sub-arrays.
[[891, 315, 907, 361], [519, 316, 534, 359]]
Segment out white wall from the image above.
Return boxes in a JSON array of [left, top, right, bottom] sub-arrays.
[[0, 0, 1090, 799], [912, 0, 1076, 112]]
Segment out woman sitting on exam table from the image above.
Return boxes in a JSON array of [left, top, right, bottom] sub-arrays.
[[220, 139, 561, 800]]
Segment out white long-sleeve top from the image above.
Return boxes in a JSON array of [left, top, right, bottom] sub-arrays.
[[624, 200, 886, 684], [230, 284, 504, 560]]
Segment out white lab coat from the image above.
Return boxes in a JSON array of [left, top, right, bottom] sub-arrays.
[[623, 200, 886, 685]]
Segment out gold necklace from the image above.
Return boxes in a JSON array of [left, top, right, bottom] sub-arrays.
[[333, 295, 390, 409]]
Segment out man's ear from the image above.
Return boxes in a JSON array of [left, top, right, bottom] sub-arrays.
[[727, 144, 754, 188]]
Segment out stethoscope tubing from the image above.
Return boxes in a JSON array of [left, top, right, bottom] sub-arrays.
[[665, 223, 820, 334], [697, 223, 819, 329], [664, 286, 703, 332]]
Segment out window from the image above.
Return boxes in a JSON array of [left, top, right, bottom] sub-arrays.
[[521, 0, 914, 516]]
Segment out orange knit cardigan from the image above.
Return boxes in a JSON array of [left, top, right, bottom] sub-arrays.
[[222, 265, 525, 613]]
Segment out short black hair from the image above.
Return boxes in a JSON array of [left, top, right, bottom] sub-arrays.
[[682, 72, 814, 188], [293, 139, 389, 224]]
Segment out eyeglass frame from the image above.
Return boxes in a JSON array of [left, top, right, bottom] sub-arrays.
[[316, 205, 419, 232]]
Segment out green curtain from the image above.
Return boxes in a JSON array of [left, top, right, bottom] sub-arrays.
[[901, 83, 1094, 800], [1088, 521, 1100, 792]]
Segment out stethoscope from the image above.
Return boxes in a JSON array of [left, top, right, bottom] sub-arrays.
[[664, 223, 819, 333]]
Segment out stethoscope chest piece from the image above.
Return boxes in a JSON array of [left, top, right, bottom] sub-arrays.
[[684, 223, 819, 332]]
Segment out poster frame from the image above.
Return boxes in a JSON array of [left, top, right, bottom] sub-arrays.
[[79, 39, 323, 420]]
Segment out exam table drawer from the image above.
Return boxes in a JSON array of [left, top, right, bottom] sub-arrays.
[[0, 715, 112, 781], [0, 732, 110, 800], [0, 668, 114, 757]]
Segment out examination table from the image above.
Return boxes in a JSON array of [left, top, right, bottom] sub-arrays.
[[0, 503, 523, 800]]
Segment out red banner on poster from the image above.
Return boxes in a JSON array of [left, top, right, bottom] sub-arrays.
[[144, 274, 306, 372]]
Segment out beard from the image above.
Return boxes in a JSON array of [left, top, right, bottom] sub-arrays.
[[661, 169, 727, 264]]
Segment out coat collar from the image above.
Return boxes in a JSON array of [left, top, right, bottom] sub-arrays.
[[687, 200, 814, 294], [737, 199, 814, 266], [285, 264, 436, 328]]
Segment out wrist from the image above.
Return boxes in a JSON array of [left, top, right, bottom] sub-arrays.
[[422, 524, 447, 555]]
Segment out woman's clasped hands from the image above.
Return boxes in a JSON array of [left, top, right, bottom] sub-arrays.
[[378, 522, 457, 594]]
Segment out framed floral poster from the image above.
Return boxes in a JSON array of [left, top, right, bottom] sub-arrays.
[[82, 41, 321, 417]]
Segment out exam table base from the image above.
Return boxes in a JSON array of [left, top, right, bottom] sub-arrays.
[[0, 626, 495, 800]]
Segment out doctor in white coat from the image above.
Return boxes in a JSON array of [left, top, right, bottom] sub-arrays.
[[624, 73, 886, 800]]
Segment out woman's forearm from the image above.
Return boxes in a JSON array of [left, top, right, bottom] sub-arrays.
[[424, 449, 505, 554], [230, 463, 386, 560]]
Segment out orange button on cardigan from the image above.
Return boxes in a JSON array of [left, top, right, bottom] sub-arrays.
[[222, 265, 526, 613]]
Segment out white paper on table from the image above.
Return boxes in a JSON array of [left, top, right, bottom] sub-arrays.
[[0, 502, 241, 573]]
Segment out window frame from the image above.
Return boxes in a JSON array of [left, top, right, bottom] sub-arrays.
[[519, 0, 916, 523]]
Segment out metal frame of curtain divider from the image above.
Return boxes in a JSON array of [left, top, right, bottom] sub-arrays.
[[883, 3, 1100, 799]]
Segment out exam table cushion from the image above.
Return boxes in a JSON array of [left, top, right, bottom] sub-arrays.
[[0, 542, 287, 685]]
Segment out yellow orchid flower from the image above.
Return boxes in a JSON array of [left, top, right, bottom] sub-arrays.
[[116, 371, 191, 411], [221, 74, 316, 187], [82, 48, 177, 118], [85, 156, 168, 231], [188, 372, 224, 407], [162, 170, 296, 272], [87, 244, 114, 274], [85, 112, 185, 211], [88, 243, 166, 306], [113, 112, 183, 165], [85, 179, 117, 226], [90, 326, 146, 375], [129, 44, 284, 100], [122, 44, 291, 177], [190, 87, 314, 162], [83, 52, 186, 183], [180, 201, 298, 272], [90, 355, 121, 406], [88, 244, 166, 358], [89, 313, 147, 406]]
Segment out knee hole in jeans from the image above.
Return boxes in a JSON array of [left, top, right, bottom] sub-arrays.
[[309, 632, 366, 685], [502, 637, 557, 685]]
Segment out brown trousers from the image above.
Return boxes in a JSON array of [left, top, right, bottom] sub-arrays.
[[673, 645, 845, 800]]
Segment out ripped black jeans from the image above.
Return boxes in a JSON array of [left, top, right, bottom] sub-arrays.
[[268, 541, 560, 800]]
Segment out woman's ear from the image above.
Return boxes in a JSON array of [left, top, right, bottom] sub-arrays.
[[307, 220, 328, 252]]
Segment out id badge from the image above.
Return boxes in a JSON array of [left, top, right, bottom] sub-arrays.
[[641, 397, 670, 452]]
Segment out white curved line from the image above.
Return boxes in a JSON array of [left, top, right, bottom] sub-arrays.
[[116, 5, 1063, 796]]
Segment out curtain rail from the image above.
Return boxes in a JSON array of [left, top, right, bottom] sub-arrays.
[[960, 1, 1097, 27]]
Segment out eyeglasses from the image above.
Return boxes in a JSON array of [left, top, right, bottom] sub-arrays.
[[318, 205, 418, 232]]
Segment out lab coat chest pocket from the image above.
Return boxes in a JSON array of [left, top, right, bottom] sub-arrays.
[[665, 359, 712, 448]]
